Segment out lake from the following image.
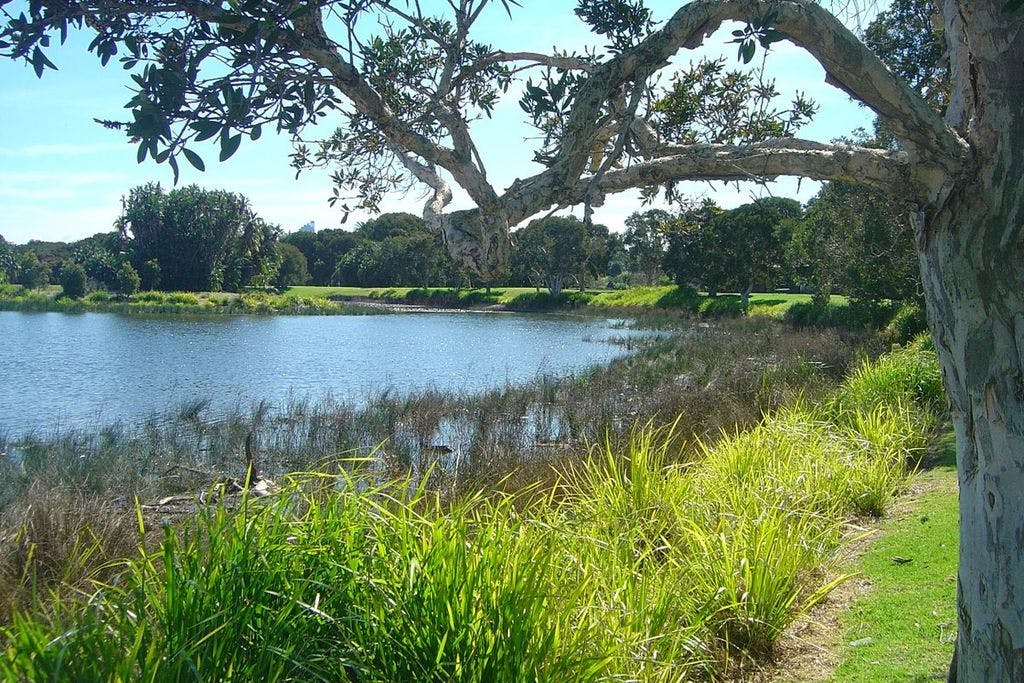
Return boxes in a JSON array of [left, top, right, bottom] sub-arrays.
[[0, 311, 637, 436]]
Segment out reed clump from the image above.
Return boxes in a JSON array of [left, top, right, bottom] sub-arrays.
[[1, 338, 943, 680]]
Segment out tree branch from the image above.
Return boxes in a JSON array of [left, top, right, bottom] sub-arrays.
[[389, 146, 454, 232], [280, 3, 501, 209], [506, 138, 912, 224], [537, 0, 964, 203]]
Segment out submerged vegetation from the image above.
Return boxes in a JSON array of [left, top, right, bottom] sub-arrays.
[[0, 319, 944, 679]]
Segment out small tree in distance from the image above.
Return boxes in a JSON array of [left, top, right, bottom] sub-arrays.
[[274, 243, 309, 288], [116, 261, 140, 297], [16, 252, 49, 291], [57, 260, 87, 299], [510, 216, 605, 296], [622, 209, 670, 285]]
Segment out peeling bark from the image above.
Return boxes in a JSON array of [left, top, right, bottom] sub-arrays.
[[922, 4, 1024, 679], [439, 209, 511, 279]]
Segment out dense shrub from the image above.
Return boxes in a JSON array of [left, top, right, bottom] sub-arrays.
[[116, 262, 141, 296], [138, 259, 161, 291], [784, 299, 899, 330], [505, 291, 594, 311], [56, 261, 87, 299], [402, 287, 500, 307]]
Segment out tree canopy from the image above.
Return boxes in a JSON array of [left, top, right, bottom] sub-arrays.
[[622, 209, 671, 285], [510, 215, 607, 295], [787, 180, 919, 304], [0, 235, 13, 284], [117, 183, 280, 292]]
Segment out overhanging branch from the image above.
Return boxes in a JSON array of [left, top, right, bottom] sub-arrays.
[[507, 138, 912, 224], [542, 0, 965, 193]]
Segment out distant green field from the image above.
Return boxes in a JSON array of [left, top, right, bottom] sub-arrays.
[[285, 284, 840, 313]]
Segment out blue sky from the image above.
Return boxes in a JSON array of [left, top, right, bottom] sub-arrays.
[[0, 1, 877, 245]]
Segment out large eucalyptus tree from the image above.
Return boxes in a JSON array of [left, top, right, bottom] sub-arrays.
[[2, 0, 1022, 677]]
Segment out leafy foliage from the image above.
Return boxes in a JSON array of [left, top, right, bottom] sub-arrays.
[[863, 0, 949, 113], [652, 58, 816, 147], [662, 197, 799, 303], [274, 242, 309, 288], [662, 199, 723, 289], [510, 216, 607, 295], [622, 209, 670, 285], [334, 213, 461, 288], [15, 251, 49, 290], [574, 0, 654, 53], [56, 260, 87, 299], [282, 229, 360, 286], [786, 181, 919, 304], [0, 235, 13, 284], [117, 183, 280, 292], [115, 261, 141, 296]]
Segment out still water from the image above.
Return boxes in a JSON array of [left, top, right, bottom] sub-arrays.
[[0, 311, 635, 435]]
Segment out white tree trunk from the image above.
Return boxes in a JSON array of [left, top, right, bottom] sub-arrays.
[[922, 4, 1024, 678]]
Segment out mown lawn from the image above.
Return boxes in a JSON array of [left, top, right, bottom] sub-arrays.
[[830, 432, 958, 682]]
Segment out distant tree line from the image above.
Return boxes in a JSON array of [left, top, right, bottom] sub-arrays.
[[2, 183, 292, 297], [2, 177, 919, 307]]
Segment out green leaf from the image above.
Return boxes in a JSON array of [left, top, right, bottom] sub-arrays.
[[740, 41, 756, 64], [136, 142, 148, 164], [182, 148, 205, 171], [249, 124, 262, 141], [219, 133, 242, 161], [191, 120, 221, 142], [31, 46, 56, 78], [168, 154, 180, 184]]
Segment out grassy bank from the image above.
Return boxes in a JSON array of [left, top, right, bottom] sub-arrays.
[[830, 433, 957, 681], [0, 337, 944, 680], [0, 286, 380, 316], [0, 319, 860, 507], [2, 283, 918, 337], [291, 283, 836, 315]]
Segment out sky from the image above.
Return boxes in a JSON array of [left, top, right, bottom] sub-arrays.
[[0, 1, 879, 245]]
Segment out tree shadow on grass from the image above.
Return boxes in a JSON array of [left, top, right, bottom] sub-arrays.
[[919, 429, 957, 471], [747, 297, 788, 307]]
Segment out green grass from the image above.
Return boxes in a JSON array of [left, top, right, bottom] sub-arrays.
[[3, 283, 860, 320], [285, 284, 839, 316], [1, 341, 945, 681], [831, 432, 958, 682]]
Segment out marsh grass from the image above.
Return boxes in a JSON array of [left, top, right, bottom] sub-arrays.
[[0, 339, 943, 680], [0, 319, 858, 504]]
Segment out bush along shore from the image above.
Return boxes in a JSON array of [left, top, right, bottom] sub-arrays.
[[0, 286, 382, 316], [0, 324, 944, 681]]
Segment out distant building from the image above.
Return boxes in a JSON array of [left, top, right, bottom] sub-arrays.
[[298, 221, 316, 233]]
